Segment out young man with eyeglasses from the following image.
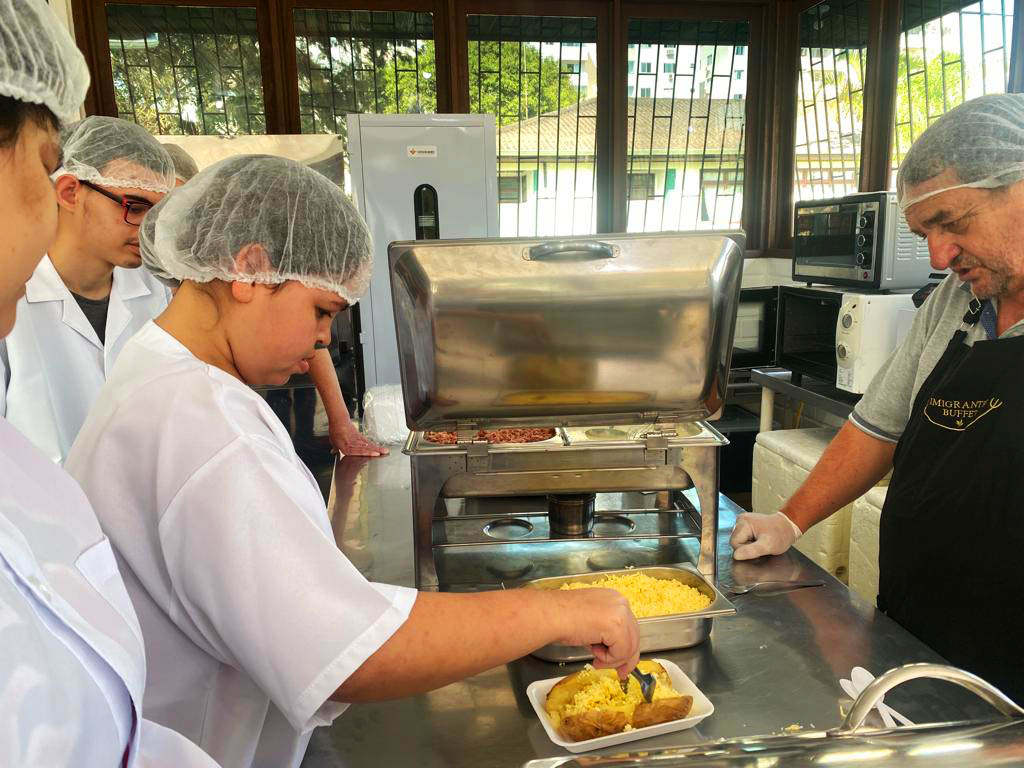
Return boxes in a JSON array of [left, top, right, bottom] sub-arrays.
[[0, 115, 177, 463]]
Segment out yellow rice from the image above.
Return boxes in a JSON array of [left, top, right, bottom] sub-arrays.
[[559, 571, 711, 618]]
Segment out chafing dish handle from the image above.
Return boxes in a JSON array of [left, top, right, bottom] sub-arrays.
[[525, 241, 617, 261], [836, 663, 1024, 733]]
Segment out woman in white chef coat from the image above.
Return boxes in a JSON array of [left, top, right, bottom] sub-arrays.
[[65, 154, 641, 768], [0, 115, 176, 464], [0, 1, 220, 765]]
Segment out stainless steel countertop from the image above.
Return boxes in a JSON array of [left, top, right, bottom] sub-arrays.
[[308, 452, 993, 768]]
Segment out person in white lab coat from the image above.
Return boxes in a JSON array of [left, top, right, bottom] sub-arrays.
[[0, 0, 218, 765], [65, 154, 641, 768], [0, 114, 176, 464]]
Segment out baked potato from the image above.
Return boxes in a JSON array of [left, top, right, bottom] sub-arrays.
[[545, 660, 694, 742]]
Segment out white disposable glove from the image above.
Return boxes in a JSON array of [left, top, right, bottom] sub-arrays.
[[730, 512, 803, 560]]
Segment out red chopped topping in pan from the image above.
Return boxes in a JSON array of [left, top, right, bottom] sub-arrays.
[[424, 427, 556, 444]]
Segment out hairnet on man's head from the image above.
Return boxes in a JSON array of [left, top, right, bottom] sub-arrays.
[[897, 93, 1024, 212], [0, 0, 90, 124], [55, 116, 176, 194], [139, 154, 373, 303], [162, 142, 199, 182]]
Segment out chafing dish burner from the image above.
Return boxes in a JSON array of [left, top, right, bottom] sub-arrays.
[[482, 518, 534, 540], [592, 514, 637, 536], [548, 493, 596, 535]]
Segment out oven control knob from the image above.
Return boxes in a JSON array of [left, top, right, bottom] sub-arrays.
[[856, 252, 870, 266], [841, 313, 854, 329], [859, 211, 875, 228], [856, 234, 867, 246], [837, 343, 848, 359]]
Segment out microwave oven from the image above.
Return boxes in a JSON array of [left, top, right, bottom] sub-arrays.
[[793, 191, 935, 290], [777, 286, 916, 393]]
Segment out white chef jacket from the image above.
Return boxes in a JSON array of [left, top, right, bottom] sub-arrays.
[[0, 254, 171, 464], [65, 321, 417, 768], [0, 417, 219, 768]]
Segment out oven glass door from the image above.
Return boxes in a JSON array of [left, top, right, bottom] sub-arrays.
[[794, 205, 861, 269], [732, 287, 777, 368], [777, 288, 841, 382]]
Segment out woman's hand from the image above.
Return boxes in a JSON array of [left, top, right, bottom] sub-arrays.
[[329, 421, 389, 457]]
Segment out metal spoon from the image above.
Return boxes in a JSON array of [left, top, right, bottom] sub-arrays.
[[727, 579, 825, 595], [619, 668, 657, 702]]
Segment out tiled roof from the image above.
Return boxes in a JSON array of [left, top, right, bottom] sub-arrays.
[[496, 96, 746, 157]]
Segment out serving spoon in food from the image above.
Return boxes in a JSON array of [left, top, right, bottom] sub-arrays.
[[620, 668, 657, 702]]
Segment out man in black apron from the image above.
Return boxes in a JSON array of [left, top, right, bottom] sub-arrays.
[[731, 93, 1024, 701]]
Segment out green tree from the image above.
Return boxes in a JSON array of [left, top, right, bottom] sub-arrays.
[[893, 50, 964, 161], [468, 40, 581, 126]]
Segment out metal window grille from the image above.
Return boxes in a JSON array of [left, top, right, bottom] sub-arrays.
[[891, 0, 1016, 182], [293, 9, 435, 135], [468, 14, 598, 237], [106, 4, 266, 135], [626, 18, 749, 233], [293, 9, 435, 194], [794, 0, 868, 202]]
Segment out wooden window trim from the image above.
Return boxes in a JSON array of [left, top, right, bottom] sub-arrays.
[[280, 0, 452, 133], [621, 1, 770, 248], [72, 0, 291, 133], [451, 0, 612, 231]]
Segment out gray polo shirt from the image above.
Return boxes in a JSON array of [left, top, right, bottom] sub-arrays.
[[850, 274, 1024, 442]]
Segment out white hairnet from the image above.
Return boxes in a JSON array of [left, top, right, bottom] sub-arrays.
[[54, 116, 176, 194], [897, 93, 1024, 212], [161, 142, 199, 182], [140, 154, 373, 303], [0, 0, 90, 124]]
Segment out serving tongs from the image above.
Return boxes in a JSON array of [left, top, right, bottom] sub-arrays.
[[620, 668, 657, 702]]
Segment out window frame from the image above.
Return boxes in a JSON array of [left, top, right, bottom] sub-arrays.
[[72, 0, 291, 132], [617, 2, 770, 246]]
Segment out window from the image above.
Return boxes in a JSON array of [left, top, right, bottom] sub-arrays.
[[293, 10, 435, 135], [640, 87, 652, 97], [891, 0, 1017, 183], [735, 45, 746, 55], [628, 85, 635, 96], [292, 9, 436, 193], [628, 172, 656, 199], [794, 0, 868, 202], [498, 173, 527, 202], [666, 48, 675, 60], [664, 62, 675, 73], [734, 69, 743, 79], [468, 14, 598, 237], [106, 4, 266, 135], [628, 61, 635, 73], [640, 62, 652, 73], [626, 18, 750, 232]]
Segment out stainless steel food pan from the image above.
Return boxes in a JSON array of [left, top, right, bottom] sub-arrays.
[[519, 564, 736, 662], [389, 232, 744, 431]]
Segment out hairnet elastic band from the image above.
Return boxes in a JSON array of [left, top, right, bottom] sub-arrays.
[[899, 165, 1024, 212], [50, 166, 175, 195]]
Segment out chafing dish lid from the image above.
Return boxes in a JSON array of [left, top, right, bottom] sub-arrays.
[[389, 231, 744, 431]]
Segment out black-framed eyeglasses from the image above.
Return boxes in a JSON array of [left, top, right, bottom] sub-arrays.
[[79, 180, 153, 226]]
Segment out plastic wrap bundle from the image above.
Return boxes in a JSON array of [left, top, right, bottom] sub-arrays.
[[362, 385, 410, 445]]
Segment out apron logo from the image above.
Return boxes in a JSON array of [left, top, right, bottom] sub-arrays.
[[924, 397, 1003, 431]]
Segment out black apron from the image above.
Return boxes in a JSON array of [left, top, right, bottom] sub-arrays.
[[878, 298, 1024, 702]]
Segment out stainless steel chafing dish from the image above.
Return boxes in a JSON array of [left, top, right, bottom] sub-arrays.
[[521, 565, 736, 661], [389, 232, 744, 591]]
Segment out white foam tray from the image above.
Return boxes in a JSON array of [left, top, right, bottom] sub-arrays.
[[526, 658, 715, 754]]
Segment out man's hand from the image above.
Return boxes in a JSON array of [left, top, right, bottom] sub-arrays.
[[730, 512, 803, 560], [329, 421, 389, 457]]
